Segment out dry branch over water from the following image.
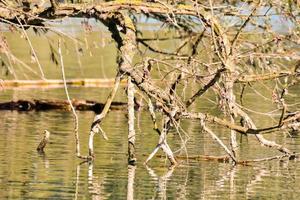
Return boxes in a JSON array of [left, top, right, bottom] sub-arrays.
[[0, 0, 299, 165]]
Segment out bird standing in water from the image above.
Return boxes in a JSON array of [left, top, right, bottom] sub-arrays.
[[37, 130, 50, 153]]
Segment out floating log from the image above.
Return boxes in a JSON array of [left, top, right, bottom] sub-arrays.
[[0, 78, 127, 89], [0, 99, 127, 113]]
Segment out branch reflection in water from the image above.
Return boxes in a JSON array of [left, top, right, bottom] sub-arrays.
[[245, 160, 295, 199], [145, 165, 175, 199], [74, 161, 180, 200], [201, 165, 237, 199], [203, 160, 294, 199], [70, 158, 298, 199], [246, 167, 270, 199], [74, 164, 80, 200], [127, 165, 136, 200], [74, 161, 107, 200], [88, 162, 108, 200]]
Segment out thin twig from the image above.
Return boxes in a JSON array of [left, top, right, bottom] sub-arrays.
[[16, 16, 46, 80], [58, 39, 86, 159]]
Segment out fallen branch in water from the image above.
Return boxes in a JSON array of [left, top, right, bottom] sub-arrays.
[[142, 153, 230, 163], [0, 99, 127, 112], [176, 155, 230, 162], [144, 153, 297, 165], [237, 154, 297, 165]]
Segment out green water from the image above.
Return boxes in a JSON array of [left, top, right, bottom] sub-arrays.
[[1, 19, 300, 199]]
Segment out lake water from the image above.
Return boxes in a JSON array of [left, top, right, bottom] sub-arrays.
[[1, 86, 300, 199], [1, 18, 300, 199]]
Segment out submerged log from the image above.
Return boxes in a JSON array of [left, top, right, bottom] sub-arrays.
[[1, 79, 127, 89], [0, 100, 35, 111], [0, 99, 127, 113], [176, 155, 230, 163]]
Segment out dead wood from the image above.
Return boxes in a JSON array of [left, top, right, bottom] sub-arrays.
[[1, 0, 299, 165], [0, 99, 127, 112], [127, 77, 136, 165]]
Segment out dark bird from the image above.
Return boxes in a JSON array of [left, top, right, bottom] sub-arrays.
[[37, 130, 50, 152]]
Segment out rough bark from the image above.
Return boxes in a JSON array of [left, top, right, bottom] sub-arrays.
[[1, 0, 298, 164], [127, 77, 136, 165], [145, 116, 177, 165], [88, 73, 121, 158]]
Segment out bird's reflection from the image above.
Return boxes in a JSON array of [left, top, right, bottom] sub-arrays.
[[33, 151, 50, 183], [37, 151, 50, 169]]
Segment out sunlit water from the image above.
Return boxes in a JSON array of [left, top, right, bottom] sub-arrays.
[[1, 87, 300, 199]]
